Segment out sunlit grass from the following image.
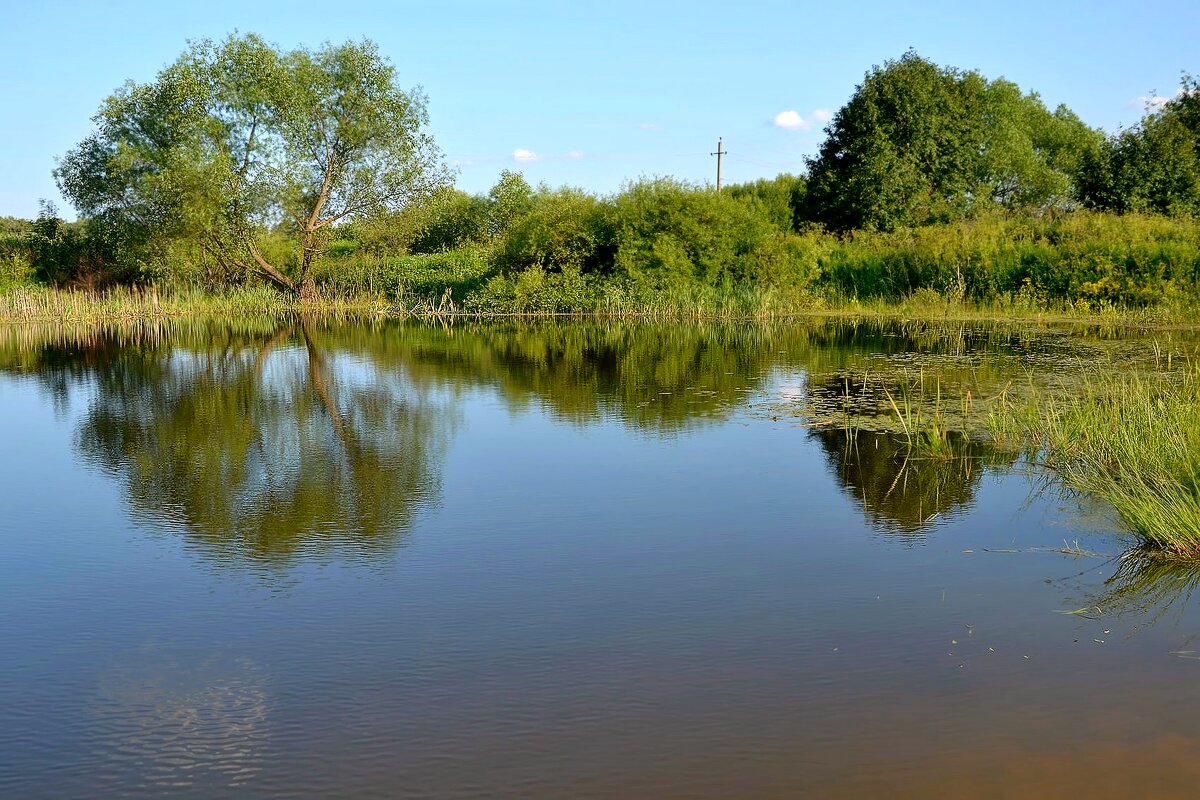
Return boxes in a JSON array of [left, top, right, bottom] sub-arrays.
[[0, 284, 392, 323], [991, 365, 1200, 559], [814, 352, 1200, 560]]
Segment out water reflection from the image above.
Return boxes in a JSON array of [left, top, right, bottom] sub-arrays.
[[10, 316, 1200, 797], [812, 427, 1011, 535], [10, 319, 455, 566], [2, 317, 1193, 562], [1064, 554, 1200, 637]]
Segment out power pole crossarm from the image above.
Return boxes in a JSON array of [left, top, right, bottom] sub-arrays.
[[711, 138, 727, 191]]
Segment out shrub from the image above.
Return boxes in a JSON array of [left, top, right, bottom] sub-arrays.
[[495, 189, 615, 275], [612, 178, 785, 288]]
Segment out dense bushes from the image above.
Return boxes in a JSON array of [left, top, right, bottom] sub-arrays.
[[2, 209, 138, 288], [494, 188, 615, 275], [12, 181, 1200, 312], [9, 49, 1200, 315], [613, 178, 781, 286], [0, 218, 33, 290]]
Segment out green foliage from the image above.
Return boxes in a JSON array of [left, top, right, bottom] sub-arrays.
[[347, 170, 533, 257], [804, 51, 1101, 231], [613, 178, 820, 289], [23, 203, 143, 287], [0, 217, 31, 236], [495, 187, 615, 274], [0, 218, 33, 290], [727, 174, 806, 233], [56, 32, 449, 294], [1080, 76, 1200, 216], [993, 366, 1200, 559], [406, 188, 490, 253], [816, 212, 1200, 305], [486, 170, 534, 240], [467, 267, 598, 314]]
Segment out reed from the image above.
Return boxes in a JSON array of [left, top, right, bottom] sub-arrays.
[[0, 285, 393, 323], [991, 366, 1200, 559], [824, 352, 1200, 559]]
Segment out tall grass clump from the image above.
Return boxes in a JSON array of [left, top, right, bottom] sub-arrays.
[[994, 366, 1200, 558]]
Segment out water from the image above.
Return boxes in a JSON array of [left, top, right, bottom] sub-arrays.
[[3, 318, 1200, 798]]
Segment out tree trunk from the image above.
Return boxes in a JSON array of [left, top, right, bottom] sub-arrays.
[[299, 277, 318, 302], [298, 230, 320, 303]]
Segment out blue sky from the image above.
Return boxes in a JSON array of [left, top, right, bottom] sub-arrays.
[[2, 0, 1198, 218]]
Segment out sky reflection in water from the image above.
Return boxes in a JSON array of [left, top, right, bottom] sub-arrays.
[[3, 318, 1200, 798]]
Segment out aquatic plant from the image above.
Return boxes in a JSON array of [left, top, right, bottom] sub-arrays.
[[993, 366, 1200, 558]]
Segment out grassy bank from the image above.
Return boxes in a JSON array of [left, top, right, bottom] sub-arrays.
[[0, 284, 395, 323], [5, 280, 1200, 327]]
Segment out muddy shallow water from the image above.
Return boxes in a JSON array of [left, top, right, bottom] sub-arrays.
[[3, 317, 1200, 798]]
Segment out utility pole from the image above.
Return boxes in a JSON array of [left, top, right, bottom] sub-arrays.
[[711, 138, 727, 191]]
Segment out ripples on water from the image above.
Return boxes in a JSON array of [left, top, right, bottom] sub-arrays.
[[3, 318, 1200, 798]]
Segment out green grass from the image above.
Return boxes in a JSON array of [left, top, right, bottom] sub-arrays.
[[819, 351, 1200, 561], [0, 284, 393, 323], [990, 366, 1200, 559]]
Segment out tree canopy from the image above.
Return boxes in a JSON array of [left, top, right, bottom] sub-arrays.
[[56, 33, 450, 295], [1079, 75, 1200, 216], [803, 51, 1101, 231]]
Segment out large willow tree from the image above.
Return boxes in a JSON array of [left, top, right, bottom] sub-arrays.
[[56, 34, 450, 296]]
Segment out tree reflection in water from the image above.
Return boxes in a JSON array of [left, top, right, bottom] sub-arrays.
[[71, 318, 455, 566], [3, 316, 1169, 558], [811, 427, 1014, 536]]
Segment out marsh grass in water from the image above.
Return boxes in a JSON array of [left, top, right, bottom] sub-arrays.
[[798, 346, 1200, 560], [991, 366, 1200, 559]]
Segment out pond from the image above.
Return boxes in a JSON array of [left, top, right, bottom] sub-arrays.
[[3, 317, 1200, 798]]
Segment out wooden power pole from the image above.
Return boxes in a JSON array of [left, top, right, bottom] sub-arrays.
[[711, 138, 727, 191]]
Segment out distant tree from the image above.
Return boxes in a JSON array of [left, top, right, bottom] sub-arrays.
[[56, 33, 450, 296], [407, 188, 489, 253], [1079, 75, 1200, 215], [803, 51, 1101, 231], [485, 170, 534, 240], [0, 217, 31, 236]]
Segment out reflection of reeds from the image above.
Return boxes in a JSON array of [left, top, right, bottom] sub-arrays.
[[883, 379, 961, 459], [806, 367, 1001, 461], [807, 356, 1200, 560], [1083, 552, 1200, 626]]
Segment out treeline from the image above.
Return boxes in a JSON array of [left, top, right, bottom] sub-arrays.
[[4, 48, 1200, 312]]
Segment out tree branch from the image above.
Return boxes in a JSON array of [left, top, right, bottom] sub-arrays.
[[244, 236, 296, 293]]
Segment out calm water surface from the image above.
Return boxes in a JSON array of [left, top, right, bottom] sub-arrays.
[[4, 318, 1200, 798]]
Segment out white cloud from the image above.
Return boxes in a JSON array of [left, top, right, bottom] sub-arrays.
[[773, 110, 810, 131], [566, 150, 585, 160], [452, 158, 475, 168], [638, 123, 663, 131], [813, 108, 833, 123], [1135, 94, 1171, 110], [1134, 88, 1191, 110], [512, 148, 540, 163]]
